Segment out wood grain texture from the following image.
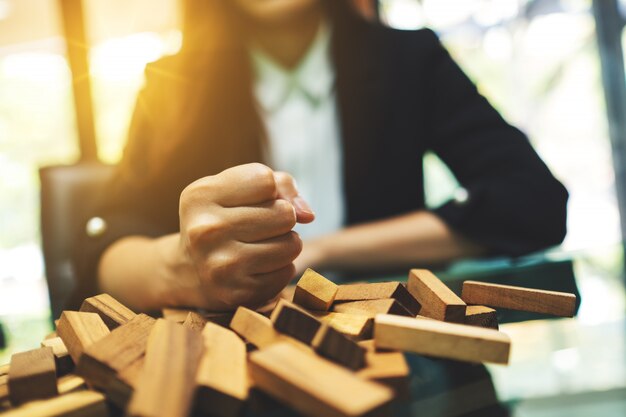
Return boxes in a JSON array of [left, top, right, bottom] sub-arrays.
[[194, 323, 248, 417], [106, 356, 144, 409], [270, 300, 321, 344], [464, 305, 499, 329], [374, 314, 510, 364], [56, 312, 110, 364], [0, 390, 108, 417], [310, 312, 373, 340], [77, 313, 155, 389], [249, 342, 393, 417], [128, 319, 204, 417], [293, 269, 338, 311], [41, 337, 73, 376], [182, 312, 208, 332], [8, 347, 58, 405], [461, 281, 577, 317], [407, 269, 466, 322], [335, 281, 421, 316], [332, 299, 412, 318], [311, 324, 366, 370], [230, 307, 290, 349], [356, 350, 410, 398], [80, 293, 136, 330]]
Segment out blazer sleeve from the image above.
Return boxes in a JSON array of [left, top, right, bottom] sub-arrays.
[[67, 58, 181, 309], [422, 30, 568, 256]]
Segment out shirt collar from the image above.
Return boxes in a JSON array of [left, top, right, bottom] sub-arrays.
[[250, 22, 334, 112]]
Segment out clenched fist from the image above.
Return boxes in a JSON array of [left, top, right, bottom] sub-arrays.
[[177, 163, 314, 310]]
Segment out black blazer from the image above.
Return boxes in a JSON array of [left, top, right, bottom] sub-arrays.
[[70, 3, 568, 307]]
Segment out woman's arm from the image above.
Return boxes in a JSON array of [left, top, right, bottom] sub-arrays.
[[296, 210, 484, 275], [98, 163, 314, 312]]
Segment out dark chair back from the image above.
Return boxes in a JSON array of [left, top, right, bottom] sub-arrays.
[[39, 163, 114, 320]]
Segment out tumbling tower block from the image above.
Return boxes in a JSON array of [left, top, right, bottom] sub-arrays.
[[461, 281, 576, 317], [407, 269, 466, 322], [294, 269, 338, 311]]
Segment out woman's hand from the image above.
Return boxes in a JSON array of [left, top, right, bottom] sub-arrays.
[[176, 163, 314, 310]]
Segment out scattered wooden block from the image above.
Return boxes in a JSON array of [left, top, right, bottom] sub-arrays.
[[407, 269, 466, 322], [195, 323, 248, 417], [0, 373, 8, 409], [106, 356, 144, 409], [182, 311, 208, 332], [41, 337, 73, 376], [270, 300, 321, 344], [465, 306, 499, 329], [335, 281, 421, 316], [162, 308, 232, 327], [57, 374, 87, 395], [461, 281, 577, 317], [311, 324, 366, 370], [357, 350, 410, 398], [310, 311, 373, 339], [128, 319, 204, 417], [80, 293, 136, 330], [249, 342, 393, 417], [230, 307, 290, 349], [56, 311, 110, 363], [77, 314, 155, 389], [294, 269, 338, 311], [279, 285, 296, 302], [43, 332, 57, 341], [332, 298, 412, 318], [1, 390, 108, 417], [374, 314, 510, 364], [8, 347, 58, 405], [162, 308, 193, 323]]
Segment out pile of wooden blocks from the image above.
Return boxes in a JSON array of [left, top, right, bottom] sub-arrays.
[[0, 268, 576, 417]]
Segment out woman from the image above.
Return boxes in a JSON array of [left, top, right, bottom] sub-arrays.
[[72, 0, 568, 312]]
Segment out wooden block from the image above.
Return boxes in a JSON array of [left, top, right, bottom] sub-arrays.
[[335, 281, 421, 316], [332, 298, 412, 318], [465, 305, 499, 329], [249, 342, 393, 417], [1, 374, 8, 409], [8, 347, 58, 405], [280, 285, 296, 302], [56, 311, 110, 364], [80, 293, 136, 330], [1, 390, 108, 417], [162, 308, 193, 323], [230, 307, 290, 349], [43, 332, 57, 340], [293, 268, 338, 311], [461, 281, 577, 317], [270, 300, 322, 344], [357, 350, 410, 398], [194, 323, 248, 417], [77, 313, 155, 389], [374, 314, 510, 364], [128, 319, 205, 417], [57, 374, 87, 395], [407, 269, 466, 322], [311, 324, 366, 370], [182, 312, 208, 332], [310, 311, 373, 339], [106, 356, 144, 409], [41, 337, 74, 376], [162, 308, 232, 327]]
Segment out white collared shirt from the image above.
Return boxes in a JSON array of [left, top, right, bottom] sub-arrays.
[[250, 24, 345, 240]]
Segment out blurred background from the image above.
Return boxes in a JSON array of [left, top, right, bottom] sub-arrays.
[[1, 0, 625, 416]]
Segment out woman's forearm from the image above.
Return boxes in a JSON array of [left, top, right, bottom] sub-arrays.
[[300, 210, 485, 273], [97, 234, 204, 311]]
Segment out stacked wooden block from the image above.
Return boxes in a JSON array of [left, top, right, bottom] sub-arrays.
[[0, 269, 576, 417]]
